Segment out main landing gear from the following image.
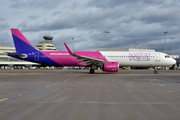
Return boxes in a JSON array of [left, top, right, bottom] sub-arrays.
[[89, 65, 96, 74], [89, 68, 95, 74]]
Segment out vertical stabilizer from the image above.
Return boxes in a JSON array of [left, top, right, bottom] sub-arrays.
[[11, 29, 36, 52]]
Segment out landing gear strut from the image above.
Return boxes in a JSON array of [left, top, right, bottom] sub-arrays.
[[89, 65, 96, 74], [89, 68, 95, 74]]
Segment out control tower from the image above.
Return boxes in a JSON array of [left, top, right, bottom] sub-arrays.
[[36, 36, 56, 51]]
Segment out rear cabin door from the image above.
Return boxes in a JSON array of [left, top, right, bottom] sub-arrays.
[[34, 52, 39, 61]]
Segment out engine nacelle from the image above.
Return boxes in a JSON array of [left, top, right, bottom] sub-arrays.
[[102, 62, 119, 72]]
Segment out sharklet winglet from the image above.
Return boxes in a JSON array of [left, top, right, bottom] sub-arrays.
[[64, 43, 74, 54]]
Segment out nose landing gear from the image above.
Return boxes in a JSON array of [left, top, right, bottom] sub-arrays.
[[154, 67, 158, 74], [154, 70, 158, 74]]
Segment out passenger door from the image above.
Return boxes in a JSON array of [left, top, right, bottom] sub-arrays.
[[34, 52, 39, 61], [155, 53, 160, 63]]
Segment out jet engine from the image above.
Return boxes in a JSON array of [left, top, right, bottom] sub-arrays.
[[102, 62, 119, 72]]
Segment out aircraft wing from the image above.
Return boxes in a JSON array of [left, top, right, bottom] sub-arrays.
[[64, 43, 104, 66]]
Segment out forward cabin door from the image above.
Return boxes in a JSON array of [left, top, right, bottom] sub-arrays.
[[155, 53, 160, 62]]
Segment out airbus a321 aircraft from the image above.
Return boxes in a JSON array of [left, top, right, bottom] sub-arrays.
[[7, 29, 176, 74]]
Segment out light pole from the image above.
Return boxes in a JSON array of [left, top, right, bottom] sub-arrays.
[[134, 42, 137, 49], [164, 31, 168, 53], [170, 38, 176, 55], [72, 38, 74, 51], [103, 31, 110, 51]]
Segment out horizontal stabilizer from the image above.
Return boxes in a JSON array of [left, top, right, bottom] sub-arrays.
[[6, 52, 27, 58]]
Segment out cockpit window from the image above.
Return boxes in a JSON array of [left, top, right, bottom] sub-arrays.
[[165, 55, 170, 58]]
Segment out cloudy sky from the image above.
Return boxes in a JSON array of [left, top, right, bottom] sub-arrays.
[[1, 0, 180, 56]]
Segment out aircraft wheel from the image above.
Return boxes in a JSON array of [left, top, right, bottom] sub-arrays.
[[154, 71, 158, 74], [89, 69, 95, 74]]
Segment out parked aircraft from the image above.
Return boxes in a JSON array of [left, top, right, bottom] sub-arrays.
[[7, 29, 176, 74]]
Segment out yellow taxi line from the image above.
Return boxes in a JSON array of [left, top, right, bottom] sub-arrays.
[[2, 73, 82, 102], [0, 98, 8, 102]]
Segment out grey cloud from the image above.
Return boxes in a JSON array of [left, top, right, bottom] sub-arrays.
[[87, 0, 138, 8], [13, 0, 180, 56], [0, 32, 13, 46], [87, 0, 177, 9], [17, 21, 28, 29], [19, 0, 180, 32], [28, 15, 39, 20], [0, 23, 9, 31], [53, 11, 62, 16], [10, 0, 65, 9], [140, 7, 180, 27], [0, 16, 7, 22], [20, 8, 127, 32]]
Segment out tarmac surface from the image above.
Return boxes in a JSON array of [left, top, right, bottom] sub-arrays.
[[0, 69, 180, 120]]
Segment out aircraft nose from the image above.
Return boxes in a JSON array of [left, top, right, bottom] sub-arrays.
[[171, 58, 176, 65]]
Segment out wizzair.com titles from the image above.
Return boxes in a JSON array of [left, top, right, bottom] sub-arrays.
[[129, 53, 151, 62], [50, 53, 69, 55]]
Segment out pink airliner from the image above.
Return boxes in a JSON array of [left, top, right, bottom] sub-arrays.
[[8, 29, 176, 74]]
